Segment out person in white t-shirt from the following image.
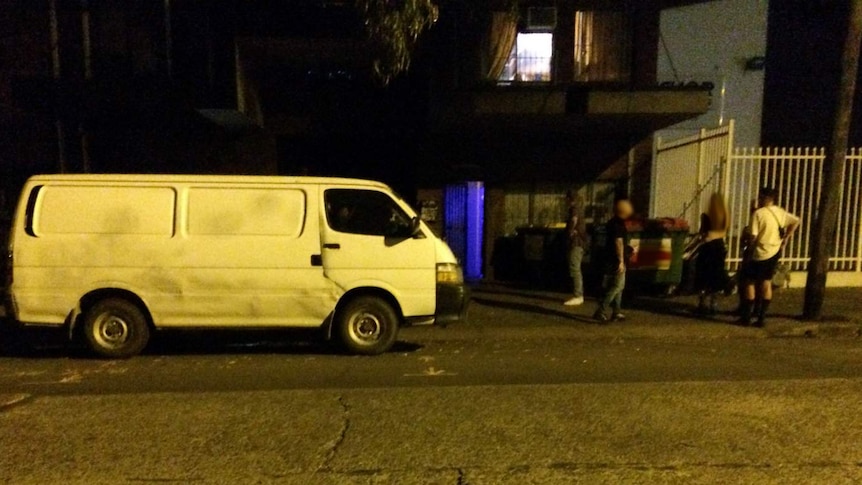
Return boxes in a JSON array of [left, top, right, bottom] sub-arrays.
[[739, 187, 800, 326]]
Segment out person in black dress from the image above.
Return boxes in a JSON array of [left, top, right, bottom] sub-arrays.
[[694, 193, 730, 314]]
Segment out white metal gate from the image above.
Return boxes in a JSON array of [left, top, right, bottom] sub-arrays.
[[652, 121, 862, 277], [651, 120, 734, 230]]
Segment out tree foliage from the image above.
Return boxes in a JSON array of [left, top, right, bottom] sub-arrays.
[[357, 0, 439, 85]]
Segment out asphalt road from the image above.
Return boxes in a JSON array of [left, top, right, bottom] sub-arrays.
[[2, 330, 862, 395], [2, 289, 862, 484]]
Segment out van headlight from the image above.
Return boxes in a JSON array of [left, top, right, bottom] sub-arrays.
[[437, 263, 463, 284]]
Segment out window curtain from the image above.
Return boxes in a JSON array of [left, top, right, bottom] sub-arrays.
[[487, 11, 518, 80], [574, 10, 631, 83]]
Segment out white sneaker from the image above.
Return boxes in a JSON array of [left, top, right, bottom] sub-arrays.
[[564, 296, 585, 306]]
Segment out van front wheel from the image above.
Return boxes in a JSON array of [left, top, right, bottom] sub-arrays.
[[336, 297, 398, 355], [82, 299, 150, 358]]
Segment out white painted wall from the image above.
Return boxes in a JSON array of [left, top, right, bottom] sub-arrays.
[[655, 0, 768, 148]]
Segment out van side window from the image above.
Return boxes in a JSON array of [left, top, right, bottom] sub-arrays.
[[325, 189, 412, 237], [188, 188, 305, 237], [36, 186, 175, 236], [24, 185, 43, 237]]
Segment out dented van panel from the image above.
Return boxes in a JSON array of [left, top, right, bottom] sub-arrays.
[[318, 186, 438, 318]]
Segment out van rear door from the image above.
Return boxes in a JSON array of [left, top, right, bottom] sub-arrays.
[[320, 188, 436, 318]]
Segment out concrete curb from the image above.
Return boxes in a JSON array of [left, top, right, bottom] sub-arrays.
[[0, 393, 31, 411]]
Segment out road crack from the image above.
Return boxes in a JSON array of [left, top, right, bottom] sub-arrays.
[[317, 395, 351, 473], [456, 467, 468, 485]]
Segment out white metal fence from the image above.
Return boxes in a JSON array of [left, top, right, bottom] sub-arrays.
[[725, 147, 862, 273], [652, 122, 862, 275]]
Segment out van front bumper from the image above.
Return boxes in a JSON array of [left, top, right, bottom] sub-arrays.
[[435, 283, 469, 325]]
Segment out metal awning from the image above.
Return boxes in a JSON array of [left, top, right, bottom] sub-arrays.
[[432, 84, 711, 135], [421, 84, 712, 185]]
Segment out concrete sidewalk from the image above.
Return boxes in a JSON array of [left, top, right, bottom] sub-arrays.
[[404, 283, 862, 342]]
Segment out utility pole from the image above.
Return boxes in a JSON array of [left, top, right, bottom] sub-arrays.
[[803, 0, 862, 319], [49, 0, 66, 173], [164, 0, 173, 79], [80, 0, 93, 172]]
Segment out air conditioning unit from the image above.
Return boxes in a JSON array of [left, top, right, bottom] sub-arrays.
[[527, 7, 557, 31]]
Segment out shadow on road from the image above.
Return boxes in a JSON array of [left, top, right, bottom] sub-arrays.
[[625, 295, 749, 325], [473, 284, 747, 326], [624, 295, 700, 318], [474, 284, 767, 327], [471, 297, 596, 324], [473, 284, 729, 325], [471, 286, 576, 304], [147, 330, 424, 356], [625, 294, 813, 326], [0, 325, 424, 359]]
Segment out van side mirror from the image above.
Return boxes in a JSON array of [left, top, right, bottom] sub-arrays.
[[410, 216, 424, 238], [385, 216, 424, 240]]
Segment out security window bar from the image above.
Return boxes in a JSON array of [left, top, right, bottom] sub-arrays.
[[498, 32, 553, 83]]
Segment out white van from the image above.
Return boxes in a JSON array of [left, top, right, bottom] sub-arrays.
[[3, 175, 468, 357]]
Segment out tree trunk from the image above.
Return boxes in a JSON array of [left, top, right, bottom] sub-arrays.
[[803, 0, 862, 320]]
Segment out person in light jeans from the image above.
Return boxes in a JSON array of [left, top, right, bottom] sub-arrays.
[[739, 187, 800, 327], [564, 190, 587, 306], [594, 199, 633, 322]]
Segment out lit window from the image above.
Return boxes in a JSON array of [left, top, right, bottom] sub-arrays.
[[498, 33, 553, 82]]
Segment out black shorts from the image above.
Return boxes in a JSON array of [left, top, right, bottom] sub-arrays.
[[742, 253, 780, 282]]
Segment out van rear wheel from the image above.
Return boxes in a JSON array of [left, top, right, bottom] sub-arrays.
[[82, 298, 150, 358], [336, 296, 398, 355]]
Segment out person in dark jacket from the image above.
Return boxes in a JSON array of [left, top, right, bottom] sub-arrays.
[[593, 198, 633, 323]]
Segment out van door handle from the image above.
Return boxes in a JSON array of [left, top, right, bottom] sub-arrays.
[[311, 254, 323, 266], [323, 243, 341, 250]]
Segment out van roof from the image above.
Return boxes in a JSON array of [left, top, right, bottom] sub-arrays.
[[26, 174, 391, 189]]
